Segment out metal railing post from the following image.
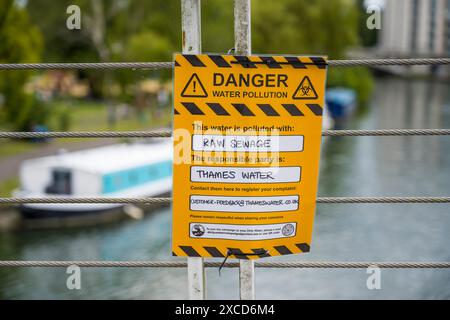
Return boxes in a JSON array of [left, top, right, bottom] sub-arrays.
[[239, 259, 255, 300], [181, 0, 205, 300], [234, 0, 251, 55], [234, 0, 255, 300], [182, 0, 202, 55]]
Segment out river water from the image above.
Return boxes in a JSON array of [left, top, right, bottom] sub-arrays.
[[0, 76, 449, 299]]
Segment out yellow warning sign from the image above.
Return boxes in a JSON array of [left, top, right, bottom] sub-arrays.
[[172, 54, 328, 259]]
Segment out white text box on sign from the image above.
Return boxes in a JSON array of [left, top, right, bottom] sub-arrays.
[[192, 134, 304, 152], [190, 166, 301, 183], [190, 195, 299, 212]]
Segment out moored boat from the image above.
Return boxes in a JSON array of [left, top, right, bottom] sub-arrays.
[[13, 140, 172, 218], [325, 87, 357, 123]]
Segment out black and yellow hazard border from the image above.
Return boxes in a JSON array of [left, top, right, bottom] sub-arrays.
[[172, 243, 310, 259], [174, 54, 327, 69], [175, 101, 323, 117]]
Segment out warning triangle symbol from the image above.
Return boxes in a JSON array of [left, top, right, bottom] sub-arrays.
[[181, 73, 208, 98], [292, 76, 318, 100]]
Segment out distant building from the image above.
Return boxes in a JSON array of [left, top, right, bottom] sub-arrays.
[[379, 0, 447, 56]]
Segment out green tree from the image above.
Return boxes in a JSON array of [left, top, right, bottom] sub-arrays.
[[252, 0, 359, 58], [0, 0, 44, 131], [23, 0, 372, 105], [251, 0, 373, 104], [202, 0, 234, 52], [25, 0, 181, 100]]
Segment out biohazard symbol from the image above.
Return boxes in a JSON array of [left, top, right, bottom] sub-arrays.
[[181, 73, 208, 98], [292, 76, 318, 100]]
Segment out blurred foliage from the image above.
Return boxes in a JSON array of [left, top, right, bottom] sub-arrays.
[[24, 0, 368, 62], [327, 67, 374, 106], [251, 0, 374, 103], [357, 0, 379, 47], [0, 0, 45, 131], [0, 176, 19, 196], [202, 0, 234, 52], [252, 0, 360, 58], [0, 0, 373, 130], [26, 0, 180, 99], [126, 32, 173, 61]]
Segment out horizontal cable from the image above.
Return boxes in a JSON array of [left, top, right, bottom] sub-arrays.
[[322, 129, 450, 137], [0, 58, 449, 70], [329, 58, 450, 67], [0, 130, 172, 138], [1, 197, 449, 204], [0, 129, 449, 139], [0, 261, 448, 268], [0, 62, 173, 70], [316, 197, 450, 204]]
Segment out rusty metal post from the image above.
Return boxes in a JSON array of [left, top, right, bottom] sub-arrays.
[[234, 0, 255, 301], [181, 0, 205, 300]]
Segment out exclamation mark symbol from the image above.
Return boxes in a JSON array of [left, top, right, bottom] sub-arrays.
[[193, 80, 196, 93]]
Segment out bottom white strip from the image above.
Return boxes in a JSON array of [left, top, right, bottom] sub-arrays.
[[189, 222, 297, 240]]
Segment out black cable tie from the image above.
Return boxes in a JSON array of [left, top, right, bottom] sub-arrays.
[[218, 251, 231, 276], [218, 249, 268, 276]]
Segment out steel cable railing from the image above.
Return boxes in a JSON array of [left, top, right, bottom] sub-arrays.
[[0, 261, 449, 268], [0, 128, 449, 139], [0, 57, 449, 270], [0, 196, 449, 205]]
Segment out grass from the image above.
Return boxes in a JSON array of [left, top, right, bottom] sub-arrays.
[[0, 99, 172, 158], [50, 99, 172, 132], [0, 141, 40, 158], [0, 176, 19, 197]]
